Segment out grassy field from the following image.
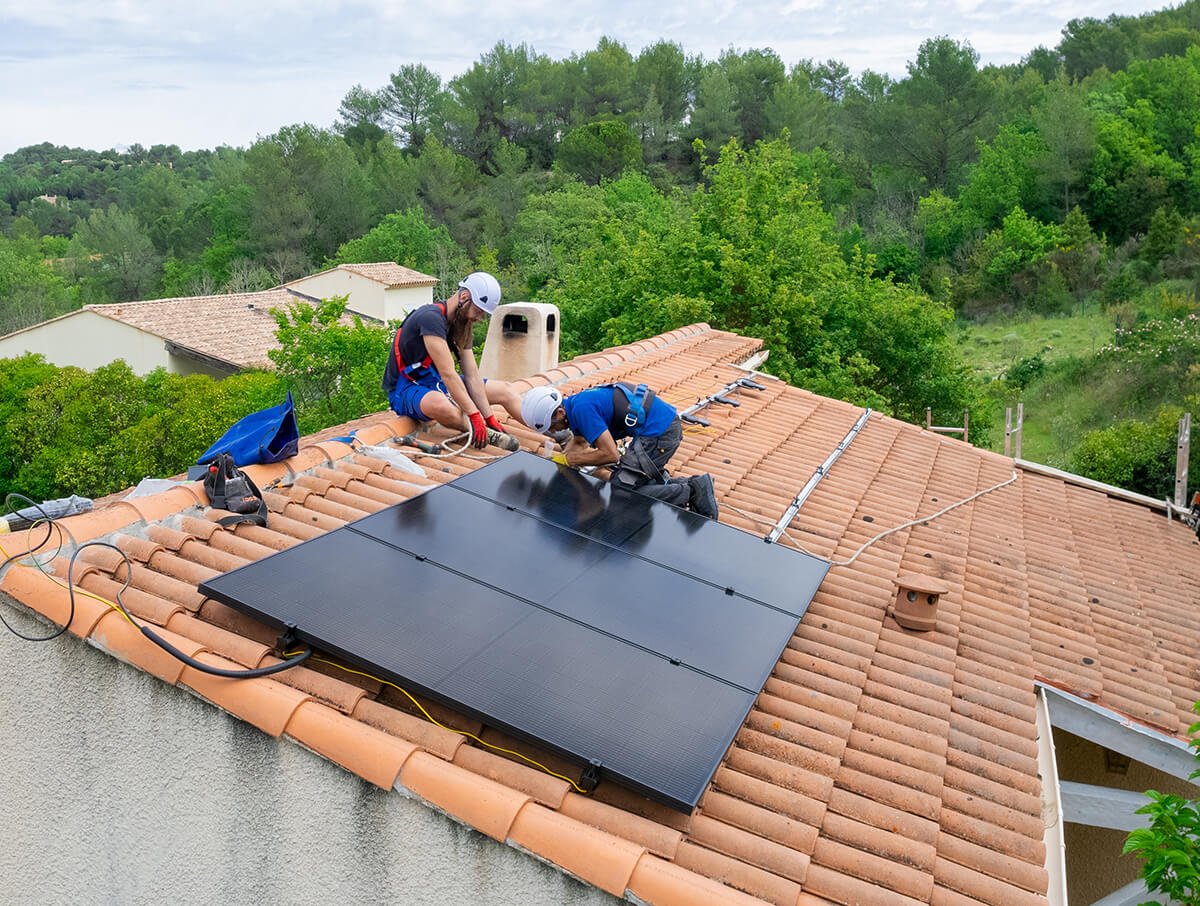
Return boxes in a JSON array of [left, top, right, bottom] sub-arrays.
[[953, 309, 1116, 381]]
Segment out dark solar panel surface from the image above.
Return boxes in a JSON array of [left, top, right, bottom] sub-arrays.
[[200, 451, 829, 810]]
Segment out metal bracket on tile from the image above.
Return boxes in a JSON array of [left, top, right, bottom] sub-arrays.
[[679, 375, 766, 426], [765, 407, 872, 544]]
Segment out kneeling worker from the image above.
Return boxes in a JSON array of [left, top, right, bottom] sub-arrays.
[[383, 271, 508, 449], [518, 383, 719, 519]]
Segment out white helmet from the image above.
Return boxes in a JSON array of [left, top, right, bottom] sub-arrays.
[[521, 386, 564, 434], [458, 271, 501, 314]]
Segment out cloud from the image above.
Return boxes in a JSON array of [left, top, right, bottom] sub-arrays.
[[0, 0, 1172, 153]]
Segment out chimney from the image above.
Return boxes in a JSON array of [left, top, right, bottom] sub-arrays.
[[891, 572, 950, 632], [479, 302, 560, 381]]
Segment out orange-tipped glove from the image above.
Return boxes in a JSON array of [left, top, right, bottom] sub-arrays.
[[468, 411, 489, 449]]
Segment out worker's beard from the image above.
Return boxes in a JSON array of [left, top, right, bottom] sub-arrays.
[[447, 297, 475, 351]]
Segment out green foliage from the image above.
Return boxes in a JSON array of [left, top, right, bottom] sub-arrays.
[[556, 121, 643, 185], [267, 296, 392, 433], [528, 139, 979, 424], [0, 358, 284, 501], [1069, 405, 1192, 497], [329, 208, 468, 298], [1122, 700, 1200, 905], [1003, 352, 1047, 389], [0, 235, 78, 334], [70, 204, 161, 302]]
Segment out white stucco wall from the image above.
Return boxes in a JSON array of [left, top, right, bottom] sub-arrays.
[[288, 272, 432, 323], [381, 285, 434, 322], [0, 598, 616, 906], [0, 310, 187, 375]]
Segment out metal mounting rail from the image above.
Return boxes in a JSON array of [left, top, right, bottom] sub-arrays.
[[765, 408, 872, 544], [679, 376, 766, 427]]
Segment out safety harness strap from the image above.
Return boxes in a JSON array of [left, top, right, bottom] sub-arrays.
[[611, 382, 655, 435], [393, 302, 448, 383]]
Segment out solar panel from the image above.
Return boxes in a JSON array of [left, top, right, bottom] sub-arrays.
[[200, 451, 829, 810]]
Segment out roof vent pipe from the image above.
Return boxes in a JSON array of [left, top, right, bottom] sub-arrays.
[[891, 572, 950, 632]]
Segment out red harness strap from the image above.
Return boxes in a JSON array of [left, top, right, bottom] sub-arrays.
[[393, 301, 447, 382]]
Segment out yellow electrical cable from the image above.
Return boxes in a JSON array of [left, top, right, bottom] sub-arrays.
[[293, 652, 588, 794]]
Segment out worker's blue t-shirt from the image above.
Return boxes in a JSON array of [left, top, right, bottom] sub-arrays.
[[562, 387, 677, 444]]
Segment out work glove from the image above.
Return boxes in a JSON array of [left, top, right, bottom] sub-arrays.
[[550, 451, 570, 467], [468, 411, 489, 449], [484, 414, 506, 433]]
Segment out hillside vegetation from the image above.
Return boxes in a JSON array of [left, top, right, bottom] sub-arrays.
[[4, 3, 1200, 500]]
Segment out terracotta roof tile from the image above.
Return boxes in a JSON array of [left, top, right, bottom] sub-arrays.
[[87, 289, 357, 369], [12, 321, 1200, 905], [509, 803, 647, 896], [400, 750, 530, 841], [330, 262, 437, 288], [180, 657, 312, 736]]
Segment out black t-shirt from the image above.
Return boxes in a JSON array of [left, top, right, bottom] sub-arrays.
[[382, 303, 454, 392]]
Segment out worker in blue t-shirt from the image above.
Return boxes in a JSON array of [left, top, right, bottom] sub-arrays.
[[382, 272, 508, 449], [516, 383, 719, 519]]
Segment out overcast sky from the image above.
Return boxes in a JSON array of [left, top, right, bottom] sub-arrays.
[[0, 0, 1171, 155]]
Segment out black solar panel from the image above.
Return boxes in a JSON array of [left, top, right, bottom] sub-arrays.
[[199, 451, 829, 810]]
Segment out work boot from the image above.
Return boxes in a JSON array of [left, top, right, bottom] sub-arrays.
[[688, 474, 719, 520]]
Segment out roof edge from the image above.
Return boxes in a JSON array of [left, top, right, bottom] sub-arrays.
[[1039, 683, 1199, 782], [1016, 459, 1188, 517]]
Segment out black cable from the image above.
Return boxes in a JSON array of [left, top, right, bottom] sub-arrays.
[[0, 495, 71, 642], [71, 540, 313, 678], [1, 502, 313, 677]]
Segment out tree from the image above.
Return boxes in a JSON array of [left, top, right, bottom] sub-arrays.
[[868, 38, 996, 190], [556, 121, 643, 185], [634, 41, 690, 138], [267, 297, 392, 433], [1032, 79, 1096, 216], [381, 64, 444, 150], [71, 204, 161, 301], [724, 48, 787, 146], [572, 37, 638, 122], [1060, 15, 1132, 80], [330, 207, 468, 298], [689, 65, 740, 149], [335, 84, 385, 131], [766, 67, 833, 152], [0, 236, 77, 334]]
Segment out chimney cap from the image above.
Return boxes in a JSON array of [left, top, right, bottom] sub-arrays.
[[894, 572, 950, 596]]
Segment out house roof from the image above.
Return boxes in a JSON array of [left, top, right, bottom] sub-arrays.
[[289, 262, 439, 289], [4, 322, 1200, 905], [84, 289, 349, 370]]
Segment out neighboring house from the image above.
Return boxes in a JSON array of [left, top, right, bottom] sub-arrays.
[[285, 262, 438, 323], [0, 289, 310, 377], [2, 323, 1199, 906], [0, 261, 435, 377]]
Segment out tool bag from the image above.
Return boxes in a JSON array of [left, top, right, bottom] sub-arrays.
[[203, 453, 268, 527]]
